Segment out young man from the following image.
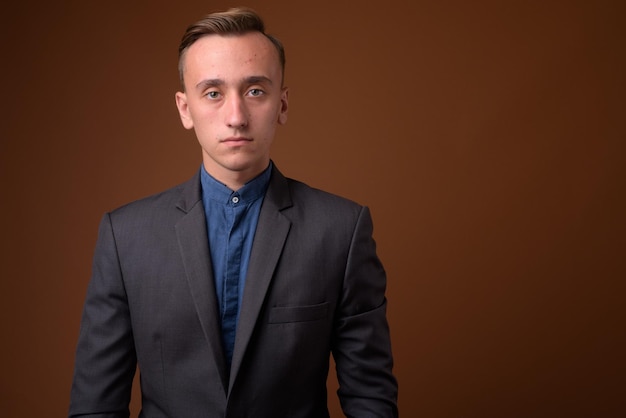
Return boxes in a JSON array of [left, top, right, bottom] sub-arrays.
[[69, 8, 398, 418]]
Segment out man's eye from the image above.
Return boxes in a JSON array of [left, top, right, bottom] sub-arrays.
[[248, 88, 264, 97], [206, 91, 220, 99]]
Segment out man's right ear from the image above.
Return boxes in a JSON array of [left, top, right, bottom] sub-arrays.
[[175, 92, 194, 130]]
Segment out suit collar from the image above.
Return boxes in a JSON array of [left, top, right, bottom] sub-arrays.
[[176, 162, 292, 214], [175, 169, 203, 214], [263, 163, 293, 211]]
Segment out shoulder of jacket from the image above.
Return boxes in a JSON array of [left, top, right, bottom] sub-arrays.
[[285, 177, 364, 213]]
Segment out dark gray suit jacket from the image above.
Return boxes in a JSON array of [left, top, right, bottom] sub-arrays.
[[69, 165, 398, 417]]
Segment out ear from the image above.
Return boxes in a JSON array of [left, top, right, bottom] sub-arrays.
[[277, 87, 289, 125], [175, 91, 194, 130]]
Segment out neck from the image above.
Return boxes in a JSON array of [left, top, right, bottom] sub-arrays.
[[202, 160, 270, 191]]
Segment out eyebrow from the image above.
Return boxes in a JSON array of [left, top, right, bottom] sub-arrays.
[[195, 79, 223, 90], [245, 75, 273, 86], [195, 76, 273, 91]]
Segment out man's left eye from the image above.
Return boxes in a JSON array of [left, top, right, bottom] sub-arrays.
[[248, 89, 264, 96]]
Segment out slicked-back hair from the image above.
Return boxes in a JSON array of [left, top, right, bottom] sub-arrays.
[[178, 7, 286, 90]]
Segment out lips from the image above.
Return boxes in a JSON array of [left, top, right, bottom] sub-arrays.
[[221, 137, 252, 144]]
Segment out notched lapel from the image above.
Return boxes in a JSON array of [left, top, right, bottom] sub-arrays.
[[175, 176, 229, 393]]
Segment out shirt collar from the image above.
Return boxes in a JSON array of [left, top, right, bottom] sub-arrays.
[[200, 162, 272, 205]]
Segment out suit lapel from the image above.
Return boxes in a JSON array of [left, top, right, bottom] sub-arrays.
[[228, 166, 293, 393], [175, 173, 229, 393]]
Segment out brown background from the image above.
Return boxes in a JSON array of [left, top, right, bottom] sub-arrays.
[[1, 0, 624, 417]]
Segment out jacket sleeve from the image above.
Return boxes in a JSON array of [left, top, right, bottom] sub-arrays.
[[333, 206, 399, 417], [68, 213, 136, 418]]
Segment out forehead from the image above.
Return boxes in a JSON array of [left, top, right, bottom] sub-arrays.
[[182, 32, 281, 84]]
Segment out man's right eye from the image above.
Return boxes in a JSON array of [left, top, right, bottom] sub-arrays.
[[206, 91, 220, 99]]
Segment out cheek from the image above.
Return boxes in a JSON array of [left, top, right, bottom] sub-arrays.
[[259, 104, 282, 126], [192, 121, 220, 145], [189, 107, 217, 129]]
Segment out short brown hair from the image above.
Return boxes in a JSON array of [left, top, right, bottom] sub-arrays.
[[178, 7, 286, 89]]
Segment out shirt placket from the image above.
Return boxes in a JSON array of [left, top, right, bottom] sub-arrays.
[[221, 193, 245, 366]]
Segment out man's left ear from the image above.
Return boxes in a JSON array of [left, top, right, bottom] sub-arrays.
[[278, 87, 289, 125]]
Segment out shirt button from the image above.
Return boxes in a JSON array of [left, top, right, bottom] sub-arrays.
[[232, 196, 240, 204]]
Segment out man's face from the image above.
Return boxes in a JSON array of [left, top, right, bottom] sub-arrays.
[[175, 32, 288, 186]]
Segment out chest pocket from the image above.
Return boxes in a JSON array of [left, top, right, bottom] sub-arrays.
[[268, 302, 329, 323]]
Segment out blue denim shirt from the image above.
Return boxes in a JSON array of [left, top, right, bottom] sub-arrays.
[[200, 163, 271, 367]]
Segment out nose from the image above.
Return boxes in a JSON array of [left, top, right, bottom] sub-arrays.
[[225, 96, 248, 129]]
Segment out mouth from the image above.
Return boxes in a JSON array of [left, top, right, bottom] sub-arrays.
[[221, 136, 253, 146]]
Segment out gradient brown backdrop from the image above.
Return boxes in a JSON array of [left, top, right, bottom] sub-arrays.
[[1, 0, 624, 417]]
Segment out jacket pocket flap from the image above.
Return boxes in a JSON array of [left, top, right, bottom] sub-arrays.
[[269, 302, 329, 324]]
